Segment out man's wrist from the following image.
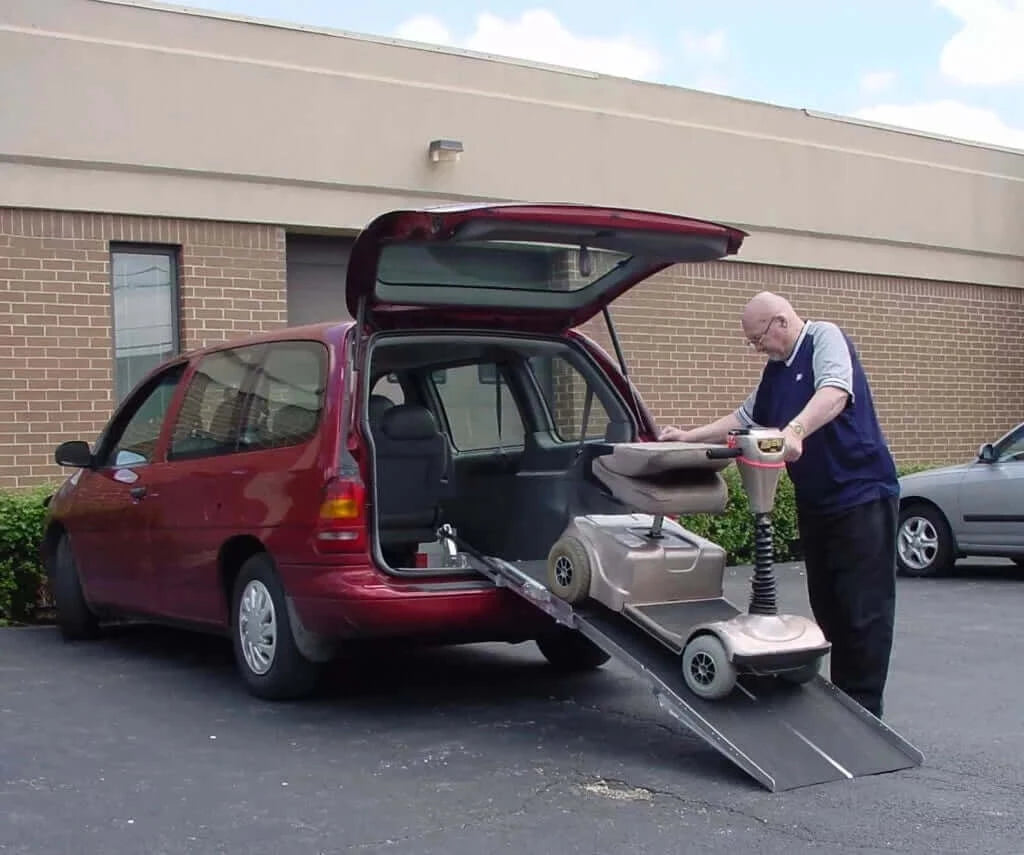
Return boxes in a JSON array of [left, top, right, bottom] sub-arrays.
[[786, 419, 806, 437]]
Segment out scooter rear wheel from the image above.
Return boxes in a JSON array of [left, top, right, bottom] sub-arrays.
[[681, 633, 737, 700], [546, 536, 592, 604]]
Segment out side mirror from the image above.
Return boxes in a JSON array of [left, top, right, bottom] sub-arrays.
[[977, 443, 997, 463], [55, 440, 94, 468]]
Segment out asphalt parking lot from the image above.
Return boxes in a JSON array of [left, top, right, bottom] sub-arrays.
[[3, 559, 1023, 855]]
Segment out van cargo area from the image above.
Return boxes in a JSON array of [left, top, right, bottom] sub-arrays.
[[363, 330, 634, 574]]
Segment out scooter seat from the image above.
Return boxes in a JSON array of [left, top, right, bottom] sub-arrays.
[[591, 441, 731, 516]]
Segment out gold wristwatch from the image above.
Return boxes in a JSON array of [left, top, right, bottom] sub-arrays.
[[786, 419, 806, 437]]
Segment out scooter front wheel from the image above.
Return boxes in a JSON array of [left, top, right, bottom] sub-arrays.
[[681, 633, 737, 700]]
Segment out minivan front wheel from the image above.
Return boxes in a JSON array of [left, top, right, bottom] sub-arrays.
[[52, 533, 100, 640], [231, 554, 321, 700]]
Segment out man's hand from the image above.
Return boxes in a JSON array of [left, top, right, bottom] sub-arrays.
[[782, 424, 803, 462], [659, 426, 694, 442]]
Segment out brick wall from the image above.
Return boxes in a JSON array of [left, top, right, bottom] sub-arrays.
[[3, 206, 1021, 489], [0, 208, 286, 489], [580, 261, 1024, 467]]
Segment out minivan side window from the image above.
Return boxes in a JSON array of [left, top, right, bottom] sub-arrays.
[[433, 362, 525, 452], [529, 355, 612, 442], [168, 345, 263, 461], [96, 364, 186, 468], [238, 341, 327, 451]]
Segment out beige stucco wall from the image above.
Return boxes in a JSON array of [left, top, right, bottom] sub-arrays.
[[1, 0, 1022, 288]]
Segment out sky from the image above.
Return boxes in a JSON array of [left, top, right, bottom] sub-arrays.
[[177, 0, 1023, 151]]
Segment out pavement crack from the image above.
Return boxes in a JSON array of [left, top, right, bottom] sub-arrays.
[[572, 774, 921, 852]]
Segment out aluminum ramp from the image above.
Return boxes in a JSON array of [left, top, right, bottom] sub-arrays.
[[471, 553, 924, 792]]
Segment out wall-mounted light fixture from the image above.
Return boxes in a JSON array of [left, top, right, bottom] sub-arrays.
[[428, 139, 464, 163]]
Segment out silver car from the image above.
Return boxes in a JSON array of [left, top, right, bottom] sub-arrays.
[[897, 422, 1024, 577]]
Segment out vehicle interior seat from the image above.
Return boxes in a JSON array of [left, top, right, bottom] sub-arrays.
[[372, 403, 449, 563]]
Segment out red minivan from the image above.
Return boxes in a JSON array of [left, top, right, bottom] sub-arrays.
[[42, 203, 746, 699]]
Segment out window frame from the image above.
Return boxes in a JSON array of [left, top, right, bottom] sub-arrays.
[[92, 361, 188, 469], [109, 242, 182, 404]]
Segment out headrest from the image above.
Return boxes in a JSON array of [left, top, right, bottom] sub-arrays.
[[272, 404, 318, 437], [368, 394, 395, 426], [380, 404, 438, 440]]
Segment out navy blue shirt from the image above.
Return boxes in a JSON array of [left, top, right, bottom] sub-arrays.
[[737, 321, 898, 515]]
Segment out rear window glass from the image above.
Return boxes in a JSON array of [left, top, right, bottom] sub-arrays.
[[432, 363, 525, 452], [376, 242, 627, 293], [239, 342, 327, 451]]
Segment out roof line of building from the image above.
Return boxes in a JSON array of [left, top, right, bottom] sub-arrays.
[[91, 0, 1023, 158], [802, 109, 1023, 158], [90, 0, 605, 78]]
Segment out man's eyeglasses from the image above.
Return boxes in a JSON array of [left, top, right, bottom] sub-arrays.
[[746, 316, 778, 349]]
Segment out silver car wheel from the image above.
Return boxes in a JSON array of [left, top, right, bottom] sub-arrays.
[[238, 579, 277, 676], [898, 516, 939, 572]]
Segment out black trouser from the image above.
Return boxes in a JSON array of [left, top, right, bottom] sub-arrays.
[[797, 495, 898, 719]]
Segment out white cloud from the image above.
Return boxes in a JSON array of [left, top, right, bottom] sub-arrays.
[[855, 99, 1024, 149], [680, 29, 727, 62], [860, 71, 896, 94], [676, 28, 732, 94], [395, 14, 452, 46], [394, 9, 661, 81], [936, 0, 1024, 85]]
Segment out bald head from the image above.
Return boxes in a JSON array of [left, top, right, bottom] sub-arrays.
[[741, 291, 804, 360]]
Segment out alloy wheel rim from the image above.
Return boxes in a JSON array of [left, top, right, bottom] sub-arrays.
[[554, 555, 573, 588], [898, 517, 939, 571], [239, 579, 276, 675], [690, 651, 717, 686]]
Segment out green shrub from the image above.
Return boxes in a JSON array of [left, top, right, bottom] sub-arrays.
[[679, 463, 939, 566], [679, 467, 800, 565], [0, 486, 56, 625]]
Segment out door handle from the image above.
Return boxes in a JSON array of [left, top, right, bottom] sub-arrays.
[[130, 485, 147, 500]]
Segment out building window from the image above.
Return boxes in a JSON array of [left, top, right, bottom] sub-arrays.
[[110, 245, 180, 402]]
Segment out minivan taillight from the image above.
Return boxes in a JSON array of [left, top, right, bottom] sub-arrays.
[[314, 477, 367, 553]]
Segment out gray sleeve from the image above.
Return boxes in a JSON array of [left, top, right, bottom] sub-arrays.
[[811, 321, 855, 401], [736, 384, 759, 427]]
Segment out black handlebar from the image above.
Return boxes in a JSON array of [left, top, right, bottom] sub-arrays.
[[706, 447, 742, 459]]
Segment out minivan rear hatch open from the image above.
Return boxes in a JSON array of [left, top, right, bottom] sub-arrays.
[[345, 203, 747, 333]]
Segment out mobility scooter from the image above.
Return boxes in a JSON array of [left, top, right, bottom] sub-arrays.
[[544, 428, 830, 699]]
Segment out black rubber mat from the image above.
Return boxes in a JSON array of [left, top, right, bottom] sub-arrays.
[[624, 600, 739, 645]]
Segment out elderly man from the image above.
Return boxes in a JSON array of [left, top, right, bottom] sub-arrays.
[[660, 291, 899, 719]]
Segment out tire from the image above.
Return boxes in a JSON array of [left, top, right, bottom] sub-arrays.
[[681, 633, 737, 700], [231, 553, 322, 700], [52, 534, 100, 640], [535, 626, 610, 671], [546, 536, 592, 604], [896, 503, 954, 577], [780, 660, 820, 685]]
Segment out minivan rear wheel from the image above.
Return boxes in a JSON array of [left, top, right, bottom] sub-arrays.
[[535, 626, 609, 671], [231, 554, 322, 700]]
